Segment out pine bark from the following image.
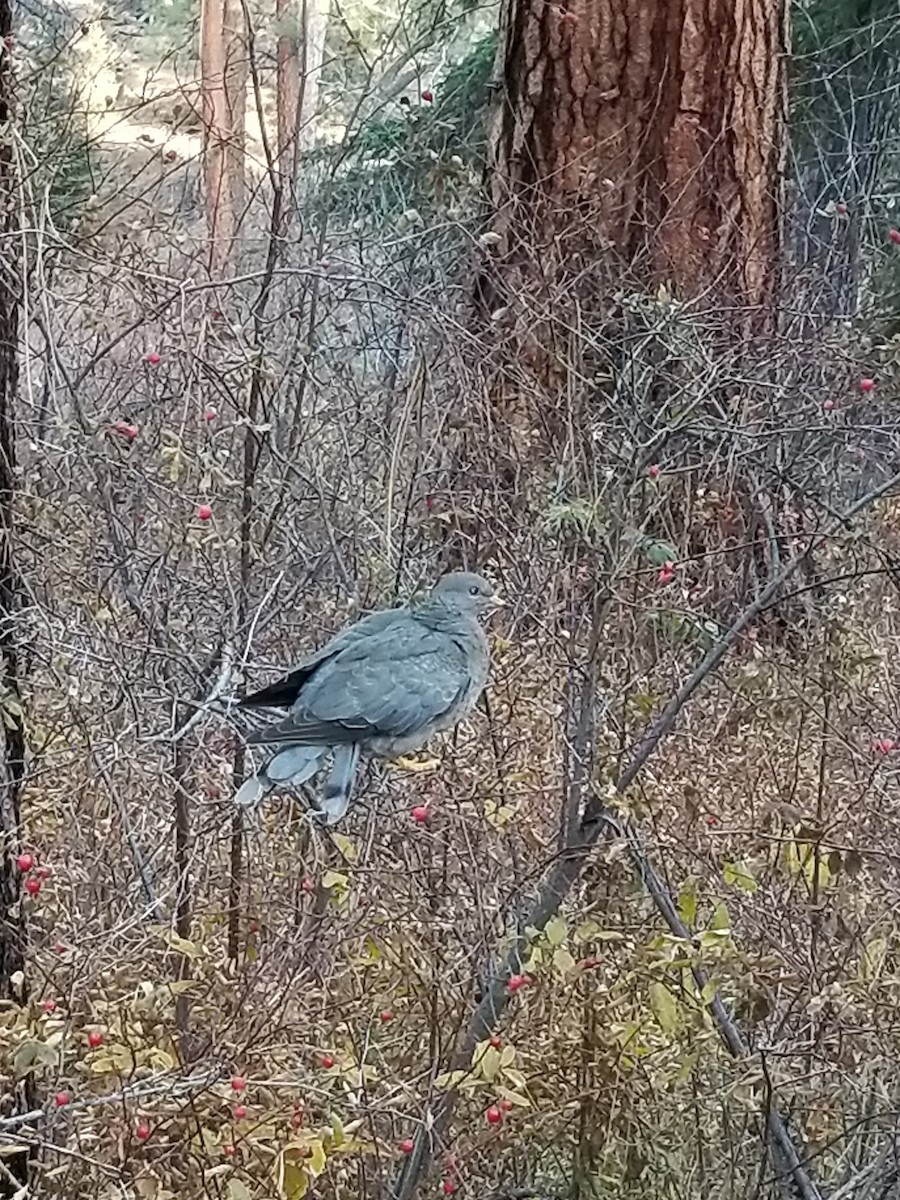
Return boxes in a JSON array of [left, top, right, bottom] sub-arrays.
[[485, 0, 787, 311], [200, 0, 248, 275]]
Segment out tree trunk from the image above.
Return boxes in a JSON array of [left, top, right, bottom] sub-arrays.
[[276, 0, 329, 177], [200, 0, 248, 276], [485, 0, 787, 313]]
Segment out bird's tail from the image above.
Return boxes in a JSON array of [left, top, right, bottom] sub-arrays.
[[317, 744, 361, 825], [234, 746, 326, 809]]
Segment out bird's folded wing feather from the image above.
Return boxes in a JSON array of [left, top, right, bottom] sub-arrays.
[[246, 622, 470, 746], [238, 610, 402, 708]]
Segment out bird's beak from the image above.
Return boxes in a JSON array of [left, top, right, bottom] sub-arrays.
[[489, 593, 506, 609]]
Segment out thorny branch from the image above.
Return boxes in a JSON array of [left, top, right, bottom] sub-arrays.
[[392, 466, 900, 1200]]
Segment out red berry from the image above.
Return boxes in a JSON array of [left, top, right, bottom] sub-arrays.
[[41, 998, 56, 1013], [380, 1009, 394, 1022], [16, 853, 32, 873], [489, 1036, 501, 1049], [411, 805, 428, 824], [25, 877, 42, 896], [835, 201, 848, 215], [231, 1076, 246, 1092], [499, 1098, 513, 1112], [112, 420, 139, 441], [823, 399, 835, 412], [421, 90, 433, 102], [874, 738, 895, 755], [657, 562, 676, 585], [648, 464, 661, 479], [889, 229, 900, 245], [87, 1031, 103, 1049], [707, 814, 718, 826], [579, 956, 601, 970], [860, 378, 875, 393], [53, 941, 66, 955], [291, 1108, 304, 1130], [136, 1122, 151, 1141], [442, 1181, 457, 1196], [507, 974, 527, 993], [54, 1091, 70, 1108], [197, 504, 213, 521], [37, 865, 50, 880], [145, 351, 161, 365], [223, 1143, 236, 1157], [486, 1106, 502, 1125], [321, 1055, 335, 1069], [400, 1138, 415, 1154], [204, 407, 217, 422], [233, 1104, 247, 1120], [301, 876, 315, 894]]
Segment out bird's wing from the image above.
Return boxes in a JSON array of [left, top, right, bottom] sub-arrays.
[[246, 620, 471, 747], [238, 610, 402, 709]]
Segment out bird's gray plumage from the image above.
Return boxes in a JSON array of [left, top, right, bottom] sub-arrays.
[[234, 572, 502, 824]]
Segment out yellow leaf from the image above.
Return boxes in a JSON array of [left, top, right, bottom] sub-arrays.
[[553, 947, 576, 975], [649, 982, 679, 1034], [863, 936, 887, 981], [321, 871, 348, 892], [502, 1067, 527, 1091], [479, 1046, 500, 1082], [280, 1159, 309, 1200], [161, 931, 202, 960], [333, 834, 357, 862], [499, 1045, 516, 1068], [545, 917, 567, 947], [227, 1182, 252, 1200], [329, 1113, 344, 1148], [307, 1140, 327, 1177]]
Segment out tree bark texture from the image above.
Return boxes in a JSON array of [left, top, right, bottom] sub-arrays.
[[276, 0, 328, 177], [485, 0, 787, 310], [200, 0, 248, 276]]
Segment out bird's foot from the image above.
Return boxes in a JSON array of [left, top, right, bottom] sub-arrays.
[[388, 754, 441, 773]]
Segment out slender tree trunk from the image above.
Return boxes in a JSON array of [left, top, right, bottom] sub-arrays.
[[200, 0, 248, 275], [485, 0, 787, 314], [276, 0, 328, 178]]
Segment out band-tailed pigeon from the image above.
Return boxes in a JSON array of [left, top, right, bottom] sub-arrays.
[[234, 572, 503, 824]]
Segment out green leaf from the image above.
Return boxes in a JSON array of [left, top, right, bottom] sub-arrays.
[[677, 881, 697, 927], [649, 982, 679, 1034], [709, 901, 731, 932], [699, 980, 718, 1006], [545, 917, 567, 947], [644, 539, 678, 566], [723, 861, 757, 894]]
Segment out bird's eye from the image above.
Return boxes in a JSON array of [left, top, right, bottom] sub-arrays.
[[469, 584, 480, 596]]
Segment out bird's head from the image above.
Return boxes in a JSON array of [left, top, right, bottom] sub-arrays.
[[430, 571, 505, 618]]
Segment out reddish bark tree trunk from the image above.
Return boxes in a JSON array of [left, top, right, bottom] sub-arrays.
[[485, 0, 787, 312], [276, 0, 328, 177], [200, 0, 248, 275]]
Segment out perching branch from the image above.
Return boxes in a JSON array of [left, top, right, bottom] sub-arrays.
[[391, 466, 900, 1200]]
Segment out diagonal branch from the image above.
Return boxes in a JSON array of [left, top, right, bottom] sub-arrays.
[[391, 466, 900, 1200]]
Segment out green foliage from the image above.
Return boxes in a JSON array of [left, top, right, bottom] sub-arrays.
[[19, 18, 93, 229], [312, 32, 496, 223]]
